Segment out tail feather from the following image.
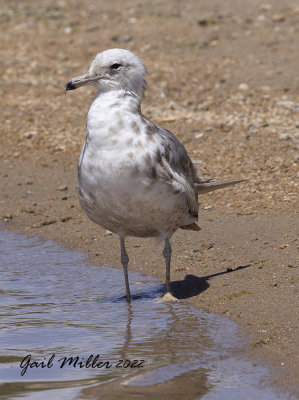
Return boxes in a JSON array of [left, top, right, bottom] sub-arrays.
[[180, 222, 201, 231], [194, 178, 246, 195]]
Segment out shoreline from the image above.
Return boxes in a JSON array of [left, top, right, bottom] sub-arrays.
[[1, 0, 298, 395], [1, 153, 298, 398]]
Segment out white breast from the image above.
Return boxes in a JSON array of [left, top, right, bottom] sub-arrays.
[[78, 92, 195, 238]]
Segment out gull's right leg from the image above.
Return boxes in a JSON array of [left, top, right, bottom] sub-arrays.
[[158, 238, 177, 302]]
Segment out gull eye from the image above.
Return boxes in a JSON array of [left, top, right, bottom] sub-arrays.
[[110, 63, 122, 70]]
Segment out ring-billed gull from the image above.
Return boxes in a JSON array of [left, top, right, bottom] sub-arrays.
[[65, 48, 243, 302]]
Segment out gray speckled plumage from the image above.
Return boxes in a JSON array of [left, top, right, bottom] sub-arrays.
[[66, 48, 244, 301]]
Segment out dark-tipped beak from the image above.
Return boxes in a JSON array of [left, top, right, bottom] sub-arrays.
[[65, 73, 100, 91], [65, 80, 77, 91]]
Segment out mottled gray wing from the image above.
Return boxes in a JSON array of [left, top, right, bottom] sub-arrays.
[[156, 127, 198, 185], [152, 125, 199, 217]]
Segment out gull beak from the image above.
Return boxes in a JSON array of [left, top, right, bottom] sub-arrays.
[[65, 72, 100, 91]]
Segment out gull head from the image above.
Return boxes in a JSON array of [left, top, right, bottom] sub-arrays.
[[65, 48, 146, 98]]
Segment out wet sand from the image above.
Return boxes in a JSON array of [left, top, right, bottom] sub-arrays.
[[1, 0, 298, 397]]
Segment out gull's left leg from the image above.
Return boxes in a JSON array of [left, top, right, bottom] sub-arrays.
[[119, 236, 131, 302], [163, 238, 172, 293]]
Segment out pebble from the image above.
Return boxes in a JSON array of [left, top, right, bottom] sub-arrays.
[[257, 15, 266, 22], [192, 159, 204, 164], [32, 219, 57, 228], [64, 27, 72, 34], [23, 131, 37, 139], [238, 83, 249, 91], [272, 14, 285, 22], [260, 4, 272, 11], [3, 214, 13, 220], [279, 134, 294, 141], [60, 216, 72, 222], [112, 35, 132, 43], [198, 18, 209, 26], [21, 206, 35, 214], [277, 100, 298, 107], [279, 243, 288, 249], [56, 185, 68, 191], [209, 40, 218, 47]]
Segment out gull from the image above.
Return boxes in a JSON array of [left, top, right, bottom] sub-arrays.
[[65, 48, 243, 302]]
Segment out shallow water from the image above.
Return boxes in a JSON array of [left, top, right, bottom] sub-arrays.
[[0, 230, 289, 399]]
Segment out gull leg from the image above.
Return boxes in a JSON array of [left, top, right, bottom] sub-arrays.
[[163, 238, 172, 293], [119, 236, 131, 302], [158, 238, 177, 302]]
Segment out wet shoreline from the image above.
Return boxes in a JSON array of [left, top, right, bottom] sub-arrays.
[[1, 229, 293, 399]]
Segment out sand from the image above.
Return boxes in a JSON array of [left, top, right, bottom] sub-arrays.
[[1, 0, 298, 396]]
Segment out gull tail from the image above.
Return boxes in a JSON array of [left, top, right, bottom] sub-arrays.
[[194, 178, 246, 195], [180, 222, 201, 231]]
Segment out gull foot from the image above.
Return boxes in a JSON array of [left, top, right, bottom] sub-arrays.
[[156, 292, 177, 302]]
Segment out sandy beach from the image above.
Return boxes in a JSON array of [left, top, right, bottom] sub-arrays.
[[1, 0, 298, 396]]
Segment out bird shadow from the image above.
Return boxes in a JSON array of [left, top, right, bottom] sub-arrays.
[[95, 264, 251, 303], [171, 264, 251, 300]]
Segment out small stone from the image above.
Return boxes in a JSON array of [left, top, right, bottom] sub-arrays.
[[257, 15, 266, 22], [23, 131, 37, 139], [272, 14, 285, 22], [40, 219, 57, 226], [3, 214, 13, 220], [103, 230, 112, 236], [279, 243, 288, 249], [60, 216, 72, 222], [260, 4, 271, 11], [279, 133, 294, 141], [277, 100, 297, 107], [112, 35, 132, 43], [192, 159, 204, 164], [198, 18, 208, 26], [64, 27, 72, 34], [56, 185, 68, 191], [209, 40, 218, 47], [32, 219, 57, 228], [260, 86, 271, 91], [21, 206, 35, 214], [238, 83, 249, 91]]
